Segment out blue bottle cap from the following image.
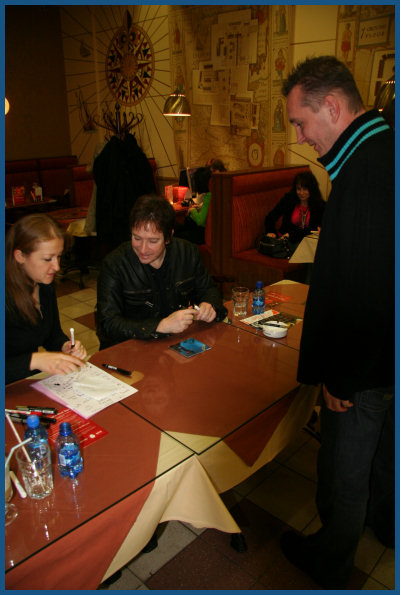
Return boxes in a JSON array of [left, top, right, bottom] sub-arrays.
[[256, 281, 263, 289], [59, 422, 72, 436], [26, 414, 40, 429]]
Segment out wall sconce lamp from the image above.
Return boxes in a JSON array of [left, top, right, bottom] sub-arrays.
[[163, 88, 191, 118], [5, 97, 10, 115]]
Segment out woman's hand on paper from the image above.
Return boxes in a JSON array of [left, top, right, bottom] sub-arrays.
[[30, 351, 86, 376]]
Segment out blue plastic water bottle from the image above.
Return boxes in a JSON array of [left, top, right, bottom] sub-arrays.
[[24, 414, 50, 461], [55, 422, 83, 478], [252, 281, 265, 314]]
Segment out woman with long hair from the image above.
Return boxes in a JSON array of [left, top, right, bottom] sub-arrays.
[[5, 213, 87, 384], [264, 170, 325, 244]]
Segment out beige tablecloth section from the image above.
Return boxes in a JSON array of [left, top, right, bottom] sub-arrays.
[[102, 448, 240, 581], [197, 384, 319, 493], [289, 235, 318, 263]]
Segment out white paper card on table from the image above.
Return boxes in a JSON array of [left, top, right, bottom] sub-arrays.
[[32, 362, 137, 418], [72, 374, 118, 401]]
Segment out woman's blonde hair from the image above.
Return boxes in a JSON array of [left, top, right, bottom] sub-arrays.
[[5, 214, 65, 324]]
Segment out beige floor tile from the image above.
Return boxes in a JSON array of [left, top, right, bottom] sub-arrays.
[[57, 295, 81, 309], [76, 328, 99, 350], [303, 513, 321, 535], [85, 297, 97, 308], [220, 488, 244, 510], [127, 521, 197, 582], [179, 521, 206, 536], [370, 548, 395, 590], [69, 288, 97, 302], [84, 277, 99, 289], [355, 527, 386, 575], [232, 459, 279, 497], [60, 302, 95, 319], [274, 430, 310, 464], [362, 577, 388, 590], [60, 318, 91, 336], [247, 465, 318, 532], [281, 437, 319, 482]]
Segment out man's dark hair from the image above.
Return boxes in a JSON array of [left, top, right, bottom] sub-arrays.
[[193, 166, 212, 194], [282, 56, 364, 114], [129, 194, 175, 242]]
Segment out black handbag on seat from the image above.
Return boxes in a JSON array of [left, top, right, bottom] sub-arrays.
[[256, 234, 294, 259]]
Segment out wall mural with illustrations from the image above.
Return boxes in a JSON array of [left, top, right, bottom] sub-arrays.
[[168, 5, 292, 171], [335, 5, 395, 108]]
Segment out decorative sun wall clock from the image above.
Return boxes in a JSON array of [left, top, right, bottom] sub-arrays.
[[105, 12, 155, 107], [60, 5, 176, 177]]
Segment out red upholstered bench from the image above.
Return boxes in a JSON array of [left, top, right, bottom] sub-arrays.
[[5, 159, 41, 201], [214, 165, 310, 288], [38, 156, 78, 198]]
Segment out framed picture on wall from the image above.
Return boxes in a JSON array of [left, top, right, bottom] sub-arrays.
[[358, 16, 391, 47], [367, 50, 395, 107], [336, 20, 356, 70]]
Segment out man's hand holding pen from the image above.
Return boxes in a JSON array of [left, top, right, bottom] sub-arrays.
[[193, 302, 216, 323], [156, 303, 216, 334], [156, 307, 196, 334]]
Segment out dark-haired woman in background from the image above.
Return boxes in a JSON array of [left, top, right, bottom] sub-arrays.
[[264, 170, 325, 244], [5, 214, 87, 384], [174, 166, 213, 245]]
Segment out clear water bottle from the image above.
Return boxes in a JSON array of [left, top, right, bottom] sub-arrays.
[[55, 422, 83, 478], [24, 414, 50, 461], [252, 281, 265, 314]]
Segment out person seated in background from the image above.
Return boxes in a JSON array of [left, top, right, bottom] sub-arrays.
[[5, 214, 87, 385], [96, 194, 227, 349], [174, 166, 213, 245], [264, 170, 325, 245], [206, 158, 227, 173]]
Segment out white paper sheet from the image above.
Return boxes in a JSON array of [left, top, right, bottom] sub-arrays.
[[32, 363, 137, 418]]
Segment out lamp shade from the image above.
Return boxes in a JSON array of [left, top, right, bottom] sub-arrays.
[[163, 89, 191, 117], [5, 97, 10, 115]]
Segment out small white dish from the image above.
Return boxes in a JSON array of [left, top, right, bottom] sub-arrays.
[[262, 323, 288, 339]]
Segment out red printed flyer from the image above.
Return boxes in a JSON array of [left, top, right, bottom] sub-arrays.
[[264, 291, 293, 304], [47, 408, 108, 448]]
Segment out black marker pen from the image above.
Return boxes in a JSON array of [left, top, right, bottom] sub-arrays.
[[102, 363, 132, 377]]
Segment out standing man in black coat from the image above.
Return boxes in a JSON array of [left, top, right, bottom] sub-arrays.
[[280, 56, 394, 589]]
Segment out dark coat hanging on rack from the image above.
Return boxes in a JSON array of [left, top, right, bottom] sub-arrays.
[[93, 133, 156, 252]]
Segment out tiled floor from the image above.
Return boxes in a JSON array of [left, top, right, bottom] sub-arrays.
[[55, 270, 395, 591]]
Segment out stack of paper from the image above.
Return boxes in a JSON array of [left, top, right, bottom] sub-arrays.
[[32, 362, 137, 418]]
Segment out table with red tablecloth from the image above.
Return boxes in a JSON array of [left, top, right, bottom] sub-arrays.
[[5, 380, 239, 590]]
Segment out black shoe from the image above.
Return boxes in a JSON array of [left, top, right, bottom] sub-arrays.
[[280, 531, 314, 576], [141, 531, 158, 553], [281, 530, 349, 589], [98, 569, 122, 588]]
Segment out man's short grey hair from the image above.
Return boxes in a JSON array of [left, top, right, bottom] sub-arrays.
[[282, 56, 364, 114]]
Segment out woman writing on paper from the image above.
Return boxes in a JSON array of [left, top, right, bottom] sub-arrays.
[[5, 214, 87, 384]]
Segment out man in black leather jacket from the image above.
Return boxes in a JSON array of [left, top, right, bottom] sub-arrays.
[[96, 194, 227, 349]]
